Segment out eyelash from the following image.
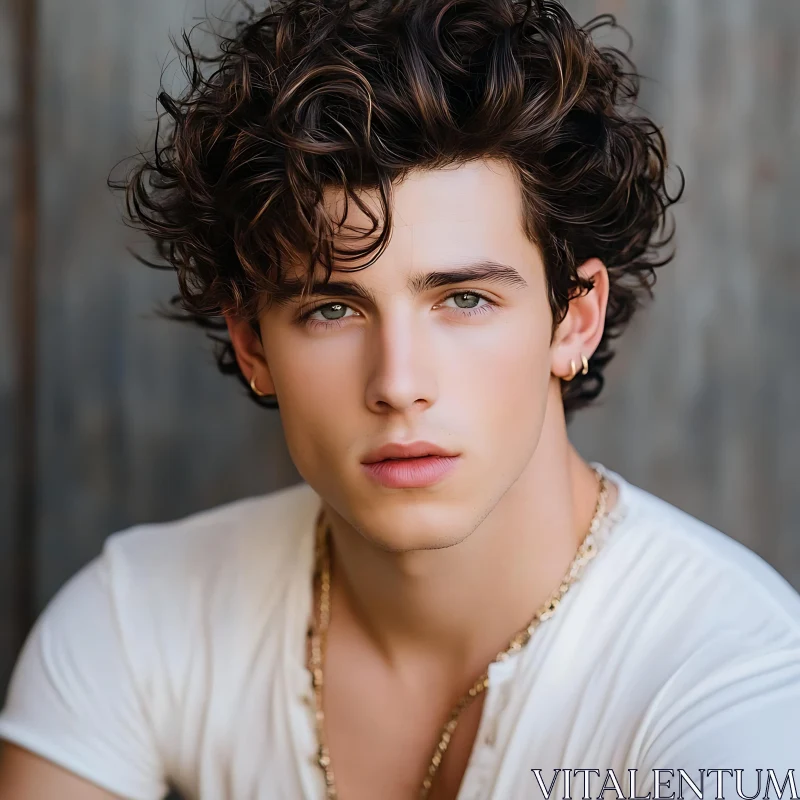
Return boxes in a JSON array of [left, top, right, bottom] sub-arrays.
[[298, 290, 498, 330]]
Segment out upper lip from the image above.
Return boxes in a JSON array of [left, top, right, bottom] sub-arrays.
[[361, 440, 459, 464]]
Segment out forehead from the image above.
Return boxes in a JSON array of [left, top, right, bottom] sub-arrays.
[[280, 158, 535, 289], [323, 158, 527, 250]]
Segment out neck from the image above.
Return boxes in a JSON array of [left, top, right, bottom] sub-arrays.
[[319, 382, 619, 679]]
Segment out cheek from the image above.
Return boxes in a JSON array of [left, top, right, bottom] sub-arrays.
[[270, 352, 358, 479], [264, 320, 357, 411], [450, 310, 552, 412], [278, 401, 331, 486]]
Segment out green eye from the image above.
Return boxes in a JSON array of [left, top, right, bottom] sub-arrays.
[[450, 292, 483, 309]]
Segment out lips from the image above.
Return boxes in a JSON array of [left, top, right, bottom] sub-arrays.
[[361, 440, 459, 464], [361, 454, 460, 488]]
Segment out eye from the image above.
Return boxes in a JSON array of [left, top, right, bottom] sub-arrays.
[[300, 301, 355, 326], [435, 290, 499, 321], [298, 303, 353, 328], [440, 291, 494, 312]]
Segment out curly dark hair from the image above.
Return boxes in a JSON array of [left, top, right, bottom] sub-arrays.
[[114, 0, 683, 417]]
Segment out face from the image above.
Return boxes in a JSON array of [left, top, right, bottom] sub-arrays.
[[256, 158, 556, 551]]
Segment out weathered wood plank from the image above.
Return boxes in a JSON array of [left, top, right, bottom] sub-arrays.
[[0, 0, 19, 695], [34, 0, 298, 612]]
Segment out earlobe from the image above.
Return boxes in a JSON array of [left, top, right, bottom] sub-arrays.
[[224, 313, 276, 395]]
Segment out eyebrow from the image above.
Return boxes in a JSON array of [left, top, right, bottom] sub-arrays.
[[281, 260, 528, 305]]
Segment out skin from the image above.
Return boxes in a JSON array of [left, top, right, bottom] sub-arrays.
[[0, 157, 618, 799], [0, 743, 123, 799]]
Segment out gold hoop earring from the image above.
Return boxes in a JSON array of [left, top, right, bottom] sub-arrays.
[[250, 375, 267, 397], [565, 359, 578, 381], [563, 353, 589, 382]]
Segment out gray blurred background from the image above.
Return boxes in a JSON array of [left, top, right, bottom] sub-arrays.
[[2, 0, 799, 698]]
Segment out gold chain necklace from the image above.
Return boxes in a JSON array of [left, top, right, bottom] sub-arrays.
[[308, 467, 610, 800]]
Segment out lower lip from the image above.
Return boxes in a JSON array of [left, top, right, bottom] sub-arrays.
[[361, 456, 460, 488]]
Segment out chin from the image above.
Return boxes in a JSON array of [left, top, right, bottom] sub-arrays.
[[356, 508, 474, 553], [367, 531, 468, 554]]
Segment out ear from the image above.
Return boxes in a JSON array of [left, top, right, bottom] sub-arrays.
[[550, 257, 609, 379], [224, 312, 276, 396]]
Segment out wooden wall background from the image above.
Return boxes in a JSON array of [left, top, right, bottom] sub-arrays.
[[1, 0, 17, 702], [2, 0, 799, 709]]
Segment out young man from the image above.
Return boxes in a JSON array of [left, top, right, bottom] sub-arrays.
[[1, 0, 799, 798]]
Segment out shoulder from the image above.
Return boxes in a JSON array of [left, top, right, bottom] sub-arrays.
[[0, 480, 322, 797], [97, 478, 321, 678], [594, 465, 800, 647], [589, 466, 800, 768], [100, 479, 320, 596]]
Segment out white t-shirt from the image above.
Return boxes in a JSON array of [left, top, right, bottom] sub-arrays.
[[1, 462, 799, 800]]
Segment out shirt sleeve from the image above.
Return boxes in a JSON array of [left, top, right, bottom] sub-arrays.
[[632, 646, 800, 797], [0, 553, 170, 800]]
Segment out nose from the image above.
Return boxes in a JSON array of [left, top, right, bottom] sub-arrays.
[[364, 308, 438, 414]]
